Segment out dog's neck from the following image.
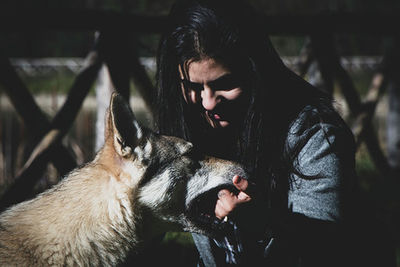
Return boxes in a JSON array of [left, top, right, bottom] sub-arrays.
[[0, 147, 146, 265]]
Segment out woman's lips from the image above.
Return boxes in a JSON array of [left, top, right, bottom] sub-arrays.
[[213, 113, 221, 120], [205, 110, 231, 128], [207, 110, 222, 121]]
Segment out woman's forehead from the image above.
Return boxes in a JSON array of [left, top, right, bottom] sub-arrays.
[[183, 58, 230, 80]]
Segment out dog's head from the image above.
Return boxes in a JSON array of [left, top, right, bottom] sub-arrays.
[[102, 93, 248, 237]]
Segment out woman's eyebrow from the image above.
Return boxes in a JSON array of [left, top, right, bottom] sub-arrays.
[[208, 74, 238, 89], [184, 79, 203, 88], [183, 73, 236, 90], [186, 73, 231, 84]]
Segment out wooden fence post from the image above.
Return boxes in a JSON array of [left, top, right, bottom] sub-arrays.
[[387, 81, 400, 172], [310, 35, 392, 178], [385, 37, 400, 174], [0, 52, 77, 177], [0, 36, 103, 211]]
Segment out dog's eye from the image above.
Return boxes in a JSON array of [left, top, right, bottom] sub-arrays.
[[183, 147, 203, 161]]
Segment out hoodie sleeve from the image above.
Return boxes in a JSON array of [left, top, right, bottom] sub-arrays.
[[286, 107, 357, 222]]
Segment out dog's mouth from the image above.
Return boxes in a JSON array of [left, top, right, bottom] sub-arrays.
[[185, 184, 238, 235], [182, 159, 248, 236]]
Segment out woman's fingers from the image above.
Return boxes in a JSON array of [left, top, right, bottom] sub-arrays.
[[215, 199, 230, 219], [237, 191, 251, 202], [233, 175, 252, 202], [233, 175, 248, 191], [215, 189, 235, 219], [214, 176, 252, 219]]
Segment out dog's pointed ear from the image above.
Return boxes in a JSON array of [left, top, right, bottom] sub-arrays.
[[108, 92, 144, 157]]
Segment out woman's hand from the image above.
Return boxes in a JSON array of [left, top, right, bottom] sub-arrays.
[[215, 175, 252, 220]]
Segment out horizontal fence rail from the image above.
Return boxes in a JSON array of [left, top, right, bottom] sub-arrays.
[[0, 9, 399, 34], [9, 56, 382, 76]]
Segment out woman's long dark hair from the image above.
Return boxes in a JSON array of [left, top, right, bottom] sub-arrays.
[[155, 0, 344, 208]]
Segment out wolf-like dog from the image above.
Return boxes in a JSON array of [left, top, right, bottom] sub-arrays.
[[0, 93, 247, 266]]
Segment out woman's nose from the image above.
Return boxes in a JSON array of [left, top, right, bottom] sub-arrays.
[[201, 86, 219, 110]]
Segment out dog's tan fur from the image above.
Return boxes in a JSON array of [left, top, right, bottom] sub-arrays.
[[0, 93, 247, 266]]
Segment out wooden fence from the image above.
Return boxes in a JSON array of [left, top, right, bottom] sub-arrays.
[[0, 9, 399, 212]]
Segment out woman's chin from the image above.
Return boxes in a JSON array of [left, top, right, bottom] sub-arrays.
[[217, 120, 230, 128], [209, 120, 230, 128], [204, 115, 232, 129]]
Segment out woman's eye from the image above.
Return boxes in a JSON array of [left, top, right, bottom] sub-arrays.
[[190, 82, 204, 92], [209, 75, 240, 91], [182, 79, 204, 92], [181, 75, 240, 92], [212, 81, 238, 91]]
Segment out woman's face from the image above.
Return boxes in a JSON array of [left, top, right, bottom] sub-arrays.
[[180, 58, 248, 129]]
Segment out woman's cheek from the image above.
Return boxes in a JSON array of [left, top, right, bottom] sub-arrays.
[[226, 87, 243, 100]]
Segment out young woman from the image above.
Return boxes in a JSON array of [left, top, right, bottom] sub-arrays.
[[154, 0, 361, 266]]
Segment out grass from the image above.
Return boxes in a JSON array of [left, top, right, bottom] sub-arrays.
[[348, 70, 375, 97], [126, 232, 198, 266], [356, 144, 381, 193], [163, 232, 195, 246], [19, 70, 77, 94]]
